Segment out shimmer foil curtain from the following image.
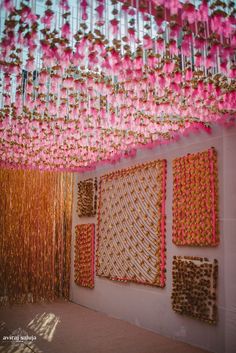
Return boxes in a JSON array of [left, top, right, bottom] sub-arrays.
[[0, 169, 73, 305]]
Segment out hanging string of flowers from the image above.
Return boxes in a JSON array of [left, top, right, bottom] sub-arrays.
[[0, 0, 235, 171]]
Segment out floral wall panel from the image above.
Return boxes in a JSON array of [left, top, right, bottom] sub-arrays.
[[74, 224, 95, 289], [171, 256, 218, 324], [96, 160, 167, 287], [172, 147, 219, 246], [77, 178, 97, 217]]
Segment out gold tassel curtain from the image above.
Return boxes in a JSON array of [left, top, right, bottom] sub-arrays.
[[0, 169, 73, 305]]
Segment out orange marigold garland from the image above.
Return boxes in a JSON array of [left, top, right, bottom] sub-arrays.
[[172, 147, 219, 246], [96, 160, 167, 287], [171, 256, 218, 325], [74, 224, 95, 289], [77, 178, 97, 217]]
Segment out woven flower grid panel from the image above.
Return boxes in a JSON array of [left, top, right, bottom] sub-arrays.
[[97, 160, 166, 287], [171, 256, 218, 325], [172, 147, 219, 246], [74, 224, 95, 289], [77, 178, 97, 217]]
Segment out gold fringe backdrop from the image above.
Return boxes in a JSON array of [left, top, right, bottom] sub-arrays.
[[0, 168, 73, 305]]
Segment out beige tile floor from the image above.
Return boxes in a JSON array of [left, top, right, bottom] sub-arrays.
[[0, 300, 211, 353]]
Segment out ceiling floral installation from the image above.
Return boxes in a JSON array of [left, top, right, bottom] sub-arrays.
[[171, 256, 218, 325], [96, 160, 166, 287], [74, 223, 95, 288], [0, 0, 235, 171], [172, 147, 219, 246], [77, 177, 97, 216]]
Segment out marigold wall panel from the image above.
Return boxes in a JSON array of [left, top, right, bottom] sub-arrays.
[[74, 224, 95, 288], [172, 147, 219, 246]]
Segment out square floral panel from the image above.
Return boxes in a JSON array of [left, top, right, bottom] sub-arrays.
[[171, 256, 218, 325], [74, 224, 95, 288], [172, 147, 219, 246], [77, 178, 97, 217], [96, 160, 167, 287]]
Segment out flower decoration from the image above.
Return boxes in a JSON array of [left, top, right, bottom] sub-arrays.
[[172, 147, 219, 246], [77, 178, 97, 217], [0, 0, 235, 172], [171, 256, 218, 325], [74, 224, 95, 289], [96, 160, 167, 287]]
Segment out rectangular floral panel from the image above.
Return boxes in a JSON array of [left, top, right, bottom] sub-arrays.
[[77, 178, 97, 217], [96, 160, 167, 287], [171, 256, 218, 324], [74, 224, 95, 288], [172, 147, 219, 246]]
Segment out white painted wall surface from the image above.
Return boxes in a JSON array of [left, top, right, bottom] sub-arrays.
[[70, 125, 236, 353]]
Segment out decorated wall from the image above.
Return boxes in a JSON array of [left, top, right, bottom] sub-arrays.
[[70, 125, 236, 353]]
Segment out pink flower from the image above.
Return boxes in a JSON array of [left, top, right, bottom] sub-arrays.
[[206, 54, 214, 69], [128, 8, 136, 16], [47, 101, 57, 115], [61, 22, 70, 40], [174, 71, 182, 84], [2, 0, 13, 11], [122, 55, 132, 69], [156, 38, 164, 54], [41, 9, 54, 28], [185, 68, 192, 80], [95, 4, 104, 19], [147, 72, 156, 85], [59, 0, 69, 11], [220, 61, 227, 74], [197, 1, 208, 22], [26, 59, 34, 71], [229, 68, 236, 79], [110, 19, 119, 36], [81, 0, 88, 20], [181, 40, 191, 56], [182, 3, 196, 24], [195, 54, 203, 67], [143, 35, 153, 50], [221, 19, 233, 38], [169, 0, 182, 16], [127, 27, 136, 42], [20, 5, 31, 21], [133, 56, 143, 70], [39, 71, 48, 84], [195, 37, 205, 50], [72, 52, 85, 66], [163, 61, 174, 74], [88, 52, 99, 67], [147, 55, 158, 68], [59, 47, 72, 67], [169, 40, 178, 55], [170, 23, 180, 39]]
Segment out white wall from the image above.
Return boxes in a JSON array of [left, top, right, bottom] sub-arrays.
[[70, 125, 236, 353]]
